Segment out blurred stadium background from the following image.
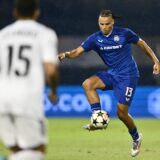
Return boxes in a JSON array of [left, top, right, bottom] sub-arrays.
[[0, 0, 160, 159]]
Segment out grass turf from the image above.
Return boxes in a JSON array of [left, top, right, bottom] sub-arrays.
[[0, 118, 160, 160]]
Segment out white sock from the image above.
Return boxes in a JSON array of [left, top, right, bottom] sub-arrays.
[[9, 150, 44, 160]]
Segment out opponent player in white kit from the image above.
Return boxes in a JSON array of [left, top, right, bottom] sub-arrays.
[[0, 0, 58, 160]]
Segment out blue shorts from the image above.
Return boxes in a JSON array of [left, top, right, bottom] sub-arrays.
[[96, 71, 139, 106]]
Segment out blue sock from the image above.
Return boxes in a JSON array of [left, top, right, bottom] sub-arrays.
[[129, 127, 139, 141], [91, 103, 101, 112]]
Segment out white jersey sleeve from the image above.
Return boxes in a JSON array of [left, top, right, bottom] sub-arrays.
[[40, 29, 59, 64]]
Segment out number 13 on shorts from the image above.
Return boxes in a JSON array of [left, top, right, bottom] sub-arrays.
[[125, 87, 134, 103], [125, 87, 133, 97]]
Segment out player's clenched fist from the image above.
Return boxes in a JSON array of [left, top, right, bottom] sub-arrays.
[[58, 53, 66, 61], [153, 61, 160, 75], [58, 52, 71, 61]]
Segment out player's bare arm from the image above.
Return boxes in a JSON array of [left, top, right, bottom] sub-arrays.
[[58, 46, 85, 61], [44, 63, 59, 103], [137, 39, 160, 74]]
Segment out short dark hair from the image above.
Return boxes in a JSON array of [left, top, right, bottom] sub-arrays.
[[15, 0, 40, 17], [99, 10, 120, 19]]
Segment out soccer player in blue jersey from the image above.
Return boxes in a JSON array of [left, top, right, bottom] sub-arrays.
[[58, 10, 160, 157]]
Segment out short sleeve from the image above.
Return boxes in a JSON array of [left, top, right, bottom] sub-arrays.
[[40, 29, 58, 64], [81, 35, 95, 52], [125, 28, 140, 44]]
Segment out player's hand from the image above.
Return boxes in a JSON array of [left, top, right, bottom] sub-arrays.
[[58, 52, 66, 61], [153, 61, 160, 75], [48, 91, 59, 104]]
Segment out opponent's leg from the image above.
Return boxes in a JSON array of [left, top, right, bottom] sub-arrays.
[[0, 114, 20, 160], [117, 103, 142, 157], [8, 116, 47, 160]]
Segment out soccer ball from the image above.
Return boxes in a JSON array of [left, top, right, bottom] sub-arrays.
[[91, 110, 110, 128]]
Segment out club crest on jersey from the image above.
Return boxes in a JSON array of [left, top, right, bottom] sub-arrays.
[[114, 35, 120, 42]]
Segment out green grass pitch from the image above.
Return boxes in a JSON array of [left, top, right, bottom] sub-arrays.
[[0, 118, 160, 160]]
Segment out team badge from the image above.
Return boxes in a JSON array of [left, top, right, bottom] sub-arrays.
[[114, 35, 120, 42]]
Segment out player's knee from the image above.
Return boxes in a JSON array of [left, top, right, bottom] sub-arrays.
[[82, 79, 94, 91]]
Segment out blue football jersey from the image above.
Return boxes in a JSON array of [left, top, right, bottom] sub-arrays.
[[81, 27, 140, 77]]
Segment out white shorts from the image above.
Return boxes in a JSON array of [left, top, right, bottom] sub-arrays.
[[0, 114, 47, 149]]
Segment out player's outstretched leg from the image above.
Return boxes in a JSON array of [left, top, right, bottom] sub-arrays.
[[82, 76, 106, 131], [117, 103, 142, 157]]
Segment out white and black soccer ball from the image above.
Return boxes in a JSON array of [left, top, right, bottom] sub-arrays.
[[91, 110, 110, 128]]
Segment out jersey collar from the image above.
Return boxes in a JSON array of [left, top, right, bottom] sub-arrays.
[[101, 27, 114, 38]]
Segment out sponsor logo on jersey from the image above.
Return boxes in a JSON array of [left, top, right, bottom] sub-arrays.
[[100, 45, 122, 51]]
